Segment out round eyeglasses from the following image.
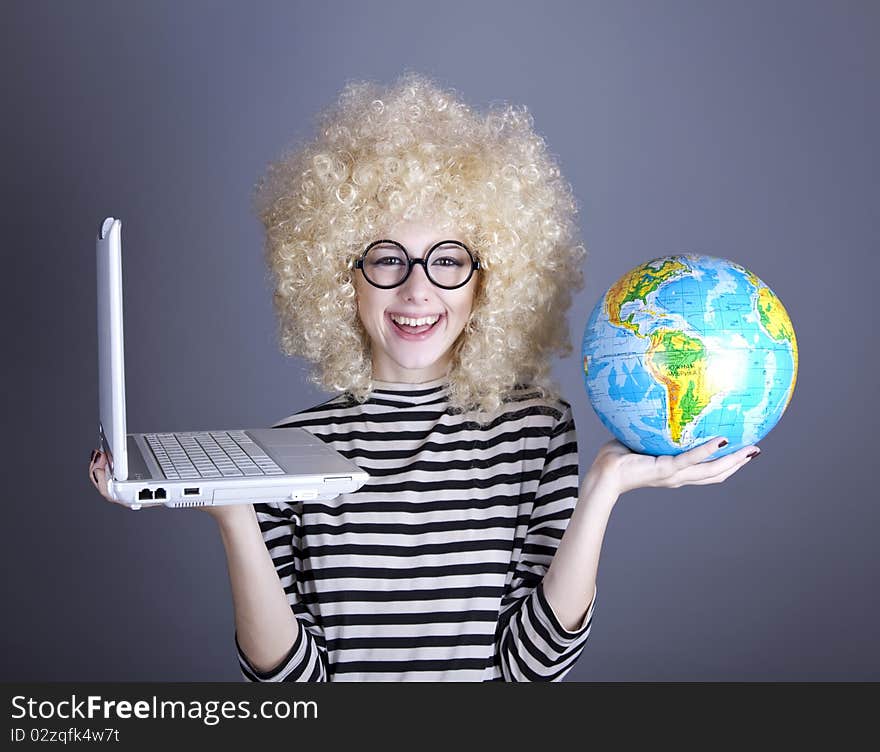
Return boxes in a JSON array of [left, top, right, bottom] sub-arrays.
[[354, 239, 481, 290]]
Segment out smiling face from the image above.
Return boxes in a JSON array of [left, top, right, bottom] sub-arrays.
[[354, 217, 478, 383]]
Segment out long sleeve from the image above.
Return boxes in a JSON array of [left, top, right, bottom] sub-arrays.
[[493, 403, 597, 681], [234, 501, 329, 682]]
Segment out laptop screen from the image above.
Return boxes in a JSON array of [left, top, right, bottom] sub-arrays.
[[96, 217, 129, 481]]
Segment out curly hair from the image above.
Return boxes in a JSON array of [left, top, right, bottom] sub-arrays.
[[253, 71, 588, 423]]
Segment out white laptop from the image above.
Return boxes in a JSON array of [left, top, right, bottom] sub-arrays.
[[96, 216, 369, 510]]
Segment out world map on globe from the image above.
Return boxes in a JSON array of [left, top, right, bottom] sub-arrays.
[[581, 254, 798, 458]]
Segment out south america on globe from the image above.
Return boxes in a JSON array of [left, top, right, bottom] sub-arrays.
[[581, 254, 798, 458]]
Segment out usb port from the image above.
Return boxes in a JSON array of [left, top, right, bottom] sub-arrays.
[[183, 488, 200, 496]]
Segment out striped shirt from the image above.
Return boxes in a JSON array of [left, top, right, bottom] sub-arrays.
[[234, 376, 597, 681]]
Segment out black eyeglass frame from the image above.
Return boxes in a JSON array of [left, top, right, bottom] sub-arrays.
[[354, 239, 481, 290]]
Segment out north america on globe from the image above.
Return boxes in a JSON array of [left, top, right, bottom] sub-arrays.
[[581, 254, 798, 458]]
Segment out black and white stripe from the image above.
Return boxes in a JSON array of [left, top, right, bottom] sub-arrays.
[[235, 377, 597, 681]]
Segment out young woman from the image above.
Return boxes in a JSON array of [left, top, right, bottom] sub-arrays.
[[88, 72, 759, 681]]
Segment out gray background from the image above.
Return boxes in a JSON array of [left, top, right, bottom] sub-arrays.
[[4, 0, 877, 681]]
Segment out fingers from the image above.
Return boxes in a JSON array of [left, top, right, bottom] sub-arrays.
[[653, 436, 727, 480], [691, 436, 731, 464], [684, 451, 756, 486], [88, 449, 112, 500], [668, 443, 759, 487]]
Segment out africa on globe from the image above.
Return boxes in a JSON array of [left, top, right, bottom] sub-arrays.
[[581, 254, 798, 458]]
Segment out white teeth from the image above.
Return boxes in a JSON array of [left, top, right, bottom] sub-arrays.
[[390, 314, 440, 327]]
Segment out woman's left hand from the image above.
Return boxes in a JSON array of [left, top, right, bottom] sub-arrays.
[[591, 437, 760, 497]]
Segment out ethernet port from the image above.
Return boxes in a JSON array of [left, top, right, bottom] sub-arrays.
[[138, 489, 154, 501], [154, 488, 166, 500]]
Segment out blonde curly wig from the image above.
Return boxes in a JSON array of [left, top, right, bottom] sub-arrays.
[[253, 71, 588, 423]]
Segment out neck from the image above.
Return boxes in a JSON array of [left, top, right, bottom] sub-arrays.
[[371, 358, 451, 384]]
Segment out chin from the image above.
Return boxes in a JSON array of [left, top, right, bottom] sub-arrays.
[[391, 350, 445, 369]]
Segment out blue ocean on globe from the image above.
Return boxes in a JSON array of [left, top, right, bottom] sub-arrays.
[[581, 254, 798, 458]]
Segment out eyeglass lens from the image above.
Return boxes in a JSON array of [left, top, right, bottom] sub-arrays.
[[362, 243, 473, 288]]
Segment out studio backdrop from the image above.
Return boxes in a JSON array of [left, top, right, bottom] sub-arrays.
[[4, 0, 878, 681]]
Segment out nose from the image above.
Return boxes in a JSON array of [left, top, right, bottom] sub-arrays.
[[400, 258, 433, 297]]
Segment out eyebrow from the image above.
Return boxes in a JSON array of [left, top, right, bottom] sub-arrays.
[[375, 239, 466, 250]]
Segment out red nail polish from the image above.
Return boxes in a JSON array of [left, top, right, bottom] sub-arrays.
[[718, 439, 728, 448], [747, 450, 760, 459]]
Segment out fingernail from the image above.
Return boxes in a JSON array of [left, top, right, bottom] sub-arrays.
[[747, 450, 760, 459], [718, 439, 728, 448]]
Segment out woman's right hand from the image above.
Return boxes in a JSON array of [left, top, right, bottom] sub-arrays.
[[88, 449, 254, 524]]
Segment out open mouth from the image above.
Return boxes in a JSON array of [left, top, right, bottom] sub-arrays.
[[386, 312, 445, 340]]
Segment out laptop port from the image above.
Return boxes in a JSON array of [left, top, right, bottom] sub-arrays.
[[138, 489, 154, 501], [183, 488, 200, 496], [154, 488, 166, 500]]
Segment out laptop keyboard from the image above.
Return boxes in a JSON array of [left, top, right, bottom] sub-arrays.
[[144, 430, 284, 480]]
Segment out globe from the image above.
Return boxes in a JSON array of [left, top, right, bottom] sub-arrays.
[[581, 254, 798, 459]]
